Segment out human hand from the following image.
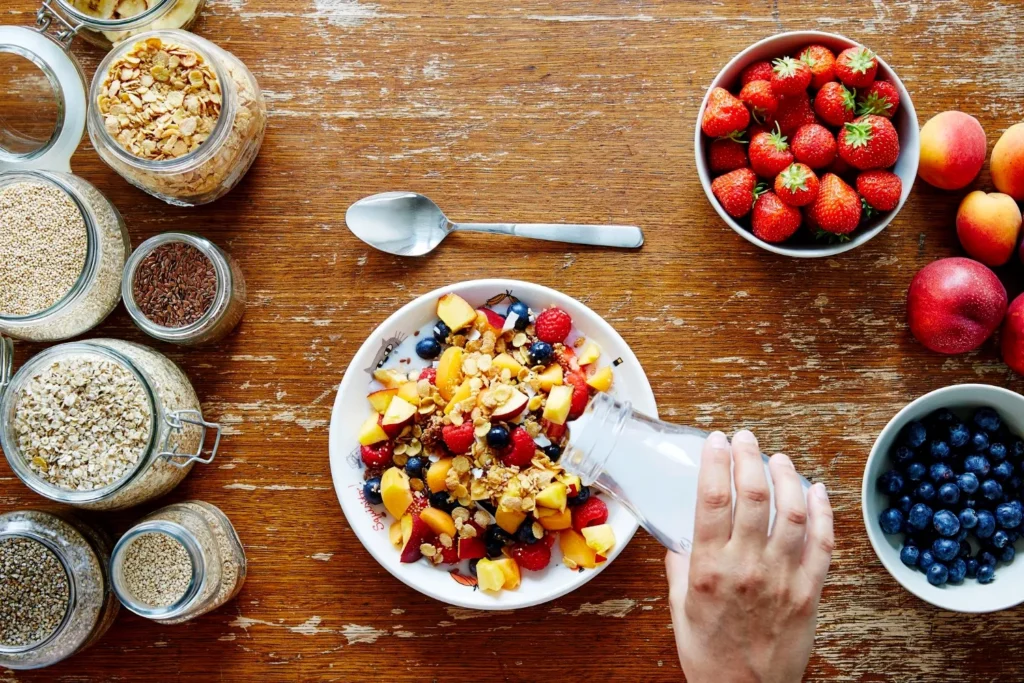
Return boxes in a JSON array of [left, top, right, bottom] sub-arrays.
[[666, 430, 833, 683]]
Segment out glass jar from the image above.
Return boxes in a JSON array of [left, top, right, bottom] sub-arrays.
[[51, 0, 206, 50], [110, 500, 246, 623], [87, 30, 267, 207], [0, 170, 129, 342], [0, 337, 221, 511], [122, 232, 246, 346], [0, 510, 119, 670], [562, 392, 808, 554]]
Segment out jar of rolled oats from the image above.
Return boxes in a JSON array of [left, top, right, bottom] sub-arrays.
[[87, 31, 267, 206], [0, 337, 222, 511], [51, 0, 206, 50]]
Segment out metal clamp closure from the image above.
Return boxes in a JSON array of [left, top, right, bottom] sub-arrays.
[[157, 409, 221, 468], [0, 336, 12, 396], [35, 0, 80, 49]]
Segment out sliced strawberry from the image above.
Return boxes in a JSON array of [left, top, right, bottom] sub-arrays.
[[543, 419, 567, 442], [438, 542, 459, 564], [361, 441, 394, 468], [458, 536, 487, 560], [418, 367, 437, 385], [572, 496, 609, 532], [442, 422, 475, 454], [566, 371, 590, 420], [408, 494, 429, 516], [554, 346, 579, 373], [510, 542, 552, 571], [400, 514, 432, 563]]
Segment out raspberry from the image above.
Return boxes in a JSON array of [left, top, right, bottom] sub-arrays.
[[572, 496, 608, 532], [511, 541, 551, 571], [361, 441, 394, 468], [501, 427, 536, 468], [535, 308, 572, 343], [442, 422, 475, 454], [419, 367, 437, 384], [566, 371, 590, 420]]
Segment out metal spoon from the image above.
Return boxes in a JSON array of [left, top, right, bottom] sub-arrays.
[[346, 192, 644, 257]]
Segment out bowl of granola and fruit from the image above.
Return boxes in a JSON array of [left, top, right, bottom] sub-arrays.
[[328, 280, 656, 609]]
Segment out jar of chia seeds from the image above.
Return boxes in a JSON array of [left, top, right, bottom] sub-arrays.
[[0, 337, 221, 511], [0, 509, 119, 670], [123, 232, 246, 346], [110, 500, 246, 624]]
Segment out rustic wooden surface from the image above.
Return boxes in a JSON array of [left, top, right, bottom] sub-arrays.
[[3, 0, 1024, 680]]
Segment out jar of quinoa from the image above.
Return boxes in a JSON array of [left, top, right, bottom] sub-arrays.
[[0, 510, 119, 670], [0, 338, 221, 511], [87, 31, 267, 206]]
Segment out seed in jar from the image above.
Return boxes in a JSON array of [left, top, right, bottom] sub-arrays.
[[0, 181, 87, 317], [132, 241, 217, 328], [98, 37, 221, 161], [121, 532, 193, 607], [14, 355, 153, 491], [0, 536, 71, 648]]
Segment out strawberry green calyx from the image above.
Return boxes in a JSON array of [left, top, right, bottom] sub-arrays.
[[860, 197, 878, 221], [799, 51, 819, 68], [846, 49, 876, 75], [772, 56, 802, 77], [778, 164, 811, 192], [842, 120, 874, 148], [753, 182, 770, 200], [841, 86, 857, 111], [857, 91, 892, 116], [768, 122, 790, 151], [720, 130, 748, 144], [815, 229, 852, 244]]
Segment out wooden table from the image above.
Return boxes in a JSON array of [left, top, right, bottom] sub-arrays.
[[3, 0, 1024, 680]]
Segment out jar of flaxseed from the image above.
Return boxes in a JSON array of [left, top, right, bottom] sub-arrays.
[[110, 501, 246, 623]]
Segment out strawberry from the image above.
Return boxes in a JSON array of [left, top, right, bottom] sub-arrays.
[[749, 125, 794, 178], [835, 47, 878, 88], [775, 92, 816, 136], [814, 81, 856, 127], [442, 422, 475, 454], [361, 441, 393, 467], [738, 80, 778, 121], [838, 114, 900, 170], [535, 307, 572, 343], [856, 170, 902, 211], [770, 56, 812, 96], [791, 123, 837, 169], [828, 154, 854, 178], [811, 173, 862, 235], [711, 168, 760, 218], [774, 163, 819, 207], [572, 496, 609, 532], [701, 87, 750, 138], [740, 60, 775, 86], [511, 542, 551, 571], [554, 346, 579, 373], [408, 494, 429, 516], [565, 370, 590, 419], [418, 367, 437, 384], [502, 426, 537, 468], [797, 44, 836, 89], [458, 535, 487, 561], [751, 191, 802, 243], [708, 137, 748, 175], [857, 80, 900, 118]]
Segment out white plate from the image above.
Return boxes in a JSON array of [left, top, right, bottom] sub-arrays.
[[328, 279, 657, 609]]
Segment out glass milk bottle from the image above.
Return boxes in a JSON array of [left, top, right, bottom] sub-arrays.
[[563, 393, 809, 554]]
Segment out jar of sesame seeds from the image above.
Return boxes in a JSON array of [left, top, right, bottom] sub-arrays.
[[0, 338, 222, 511], [110, 501, 246, 623]]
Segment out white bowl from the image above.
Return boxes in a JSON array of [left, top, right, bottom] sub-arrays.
[[695, 30, 920, 258], [863, 384, 1024, 613], [328, 279, 657, 610]]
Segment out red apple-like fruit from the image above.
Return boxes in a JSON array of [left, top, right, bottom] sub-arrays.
[[907, 257, 1007, 354], [918, 111, 987, 190], [1002, 294, 1024, 374], [955, 191, 1023, 267], [992, 123, 1024, 201]]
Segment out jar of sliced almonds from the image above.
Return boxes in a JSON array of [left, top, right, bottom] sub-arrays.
[[87, 31, 266, 206], [52, 0, 206, 50]]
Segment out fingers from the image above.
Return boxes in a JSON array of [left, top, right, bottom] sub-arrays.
[[693, 431, 733, 552], [730, 429, 771, 547], [767, 453, 808, 562], [665, 550, 691, 607], [802, 482, 835, 588]]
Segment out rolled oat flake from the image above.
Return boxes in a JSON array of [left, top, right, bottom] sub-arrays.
[[0, 536, 71, 648], [132, 241, 217, 328]]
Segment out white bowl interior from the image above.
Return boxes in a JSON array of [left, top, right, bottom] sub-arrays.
[[695, 30, 920, 258], [328, 279, 657, 610], [863, 384, 1024, 613]]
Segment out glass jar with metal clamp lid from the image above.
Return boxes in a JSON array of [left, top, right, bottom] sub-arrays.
[[0, 336, 221, 511], [46, 0, 207, 51]]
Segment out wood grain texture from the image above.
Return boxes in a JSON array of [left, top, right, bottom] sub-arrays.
[[2, 0, 1024, 680]]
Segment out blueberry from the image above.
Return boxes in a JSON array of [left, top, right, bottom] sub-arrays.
[[468, 558, 480, 576], [902, 420, 928, 448], [966, 558, 979, 579], [977, 510, 997, 539], [1013, 440, 1024, 460], [933, 510, 960, 537], [906, 462, 927, 482], [930, 441, 952, 460], [542, 444, 562, 462], [996, 502, 1023, 529], [515, 521, 540, 545], [486, 425, 510, 449], [982, 479, 1004, 501], [908, 503, 933, 531], [508, 301, 530, 330], [1002, 545, 1016, 563], [915, 482, 936, 502], [485, 526, 513, 557], [894, 445, 916, 464], [992, 530, 1012, 549], [959, 508, 979, 530], [415, 337, 442, 359], [948, 558, 967, 584], [979, 550, 997, 566], [994, 461, 1014, 482], [528, 341, 553, 365], [972, 431, 990, 452], [964, 455, 991, 478], [900, 545, 920, 568], [974, 407, 1002, 433], [1010, 530, 1021, 544], [990, 442, 1009, 461], [977, 564, 996, 584], [1010, 477, 1024, 495], [363, 476, 383, 505], [895, 494, 913, 513], [937, 482, 960, 505], [918, 549, 937, 571], [927, 562, 949, 586], [429, 490, 458, 512], [878, 469, 905, 495], [929, 464, 954, 485], [957, 472, 980, 495], [949, 423, 971, 448], [405, 456, 426, 479], [932, 538, 959, 562], [567, 485, 591, 506], [930, 408, 956, 426], [879, 508, 904, 535], [433, 320, 451, 344]]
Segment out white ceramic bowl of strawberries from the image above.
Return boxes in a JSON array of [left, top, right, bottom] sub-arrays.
[[696, 31, 920, 258]]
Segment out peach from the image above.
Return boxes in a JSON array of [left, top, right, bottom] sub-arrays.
[[1002, 294, 1024, 374], [991, 123, 1024, 200], [907, 257, 1007, 354], [955, 191, 1022, 266], [918, 111, 986, 190]]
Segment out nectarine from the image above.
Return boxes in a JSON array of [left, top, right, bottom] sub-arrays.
[[918, 111, 986, 190], [956, 191, 1022, 267], [991, 123, 1024, 200], [1002, 294, 1024, 375]]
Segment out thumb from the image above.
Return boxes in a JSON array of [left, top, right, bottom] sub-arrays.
[[665, 549, 691, 603]]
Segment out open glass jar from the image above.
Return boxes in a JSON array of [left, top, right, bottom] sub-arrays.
[[0, 509, 119, 670], [0, 337, 221, 511], [50, 0, 206, 50]]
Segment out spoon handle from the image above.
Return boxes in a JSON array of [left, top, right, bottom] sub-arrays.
[[452, 222, 644, 249]]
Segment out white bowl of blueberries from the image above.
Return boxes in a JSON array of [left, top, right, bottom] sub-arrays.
[[863, 384, 1024, 613]]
